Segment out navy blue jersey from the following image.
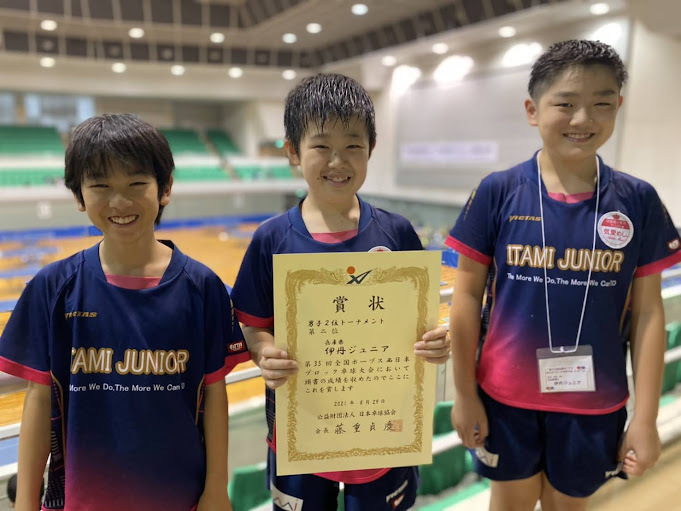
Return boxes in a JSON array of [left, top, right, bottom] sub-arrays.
[[0, 241, 249, 511], [230, 196, 422, 483], [446, 153, 681, 414]]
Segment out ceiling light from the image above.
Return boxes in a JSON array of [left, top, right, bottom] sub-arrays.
[[40, 57, 55, 68], [282, 33, 297, 44], [40, 19, 57, 31], [351, 4, 368, 15], [432, 43, 448, 55], [282, 69, 297, 80], [228, 67, 243, 78], [498, 26, 517, 38], [306, 23, 322, 34], [590, 2, 610, 15], [128, 27, 145, 39], [112, 62, 127, 73], [210, 32, 225, 44], [170, 65, 185, 76], [590, 22, 623, 46], [434, 55, 474, 84], [392, 65, 421, 95], [381, 55, 397, 67], [502, 42, 543, 68]]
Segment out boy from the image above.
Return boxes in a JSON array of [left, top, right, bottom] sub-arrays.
[[448, 40, 681, 510], [230, 73, 451, 510], [0, 114, 249, 511]]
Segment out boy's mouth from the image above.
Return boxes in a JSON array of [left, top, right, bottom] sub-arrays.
[[564, 133, 594, 142], [109, 215, 138, 225], [324, 176, 351, 183]]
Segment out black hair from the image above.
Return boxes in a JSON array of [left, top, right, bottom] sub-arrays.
[[528, 40, 628, 99], [6, 473, 45, 504], [284, 73, 376, 155], [64, 114, 174, 225]]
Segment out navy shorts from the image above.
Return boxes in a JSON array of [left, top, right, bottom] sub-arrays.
[[266, 449, 419, 510], [472, 388, 627, 498]]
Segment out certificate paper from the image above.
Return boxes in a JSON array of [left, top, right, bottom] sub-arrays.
[[273, 250, 440, 475]]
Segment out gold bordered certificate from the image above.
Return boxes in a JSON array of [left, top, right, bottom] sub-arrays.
[[273, 250, 440, 475]]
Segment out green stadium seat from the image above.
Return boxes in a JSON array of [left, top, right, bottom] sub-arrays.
[[227, 462, 269, 511], [662, 322, 681, 393], [417, 401, 468, 496], [160, 129, 209, 155], [0, 125, 64, 156], [207, 129, 240, 156], [173, 166, 230, 182], [268, 165, 293, 180], [234, 165, 264, 181]]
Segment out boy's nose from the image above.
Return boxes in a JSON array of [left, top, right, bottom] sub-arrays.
[[328, 151, 344, 167], [570, 108, 592, 126], [109, 192, 133, 209]]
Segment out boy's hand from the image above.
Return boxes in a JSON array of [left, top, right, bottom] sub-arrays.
[[196, 487, 232, 511], [452, 392, 488, 449], [414, 326, 450, 364], [619, 418, 661, 476], [259, 346, 298, 389]]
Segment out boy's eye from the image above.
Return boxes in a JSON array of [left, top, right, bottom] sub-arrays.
[[556, 103, 572, 108], [130, 181, 148, 186], [314, 145, 329, 150], [595, 102, 612, 107], [89, 183, 108, 189], [348, 145, 362, 149]]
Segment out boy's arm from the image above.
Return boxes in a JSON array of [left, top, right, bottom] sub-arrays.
[[242, 326, 298, 389], [16, 382, 50, 511], [414, 326, 450, 364], [620, 272, 665, 476], [450, 254, 489, 449], [197, 381, 232, 511]]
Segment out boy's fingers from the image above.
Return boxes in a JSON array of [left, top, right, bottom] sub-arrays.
[[261, 358, 298, 371], [421, 327, 449, 342], [261, 346, 289, 359]]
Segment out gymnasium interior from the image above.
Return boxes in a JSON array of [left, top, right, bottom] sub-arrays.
[[1, 0, 680, 509]]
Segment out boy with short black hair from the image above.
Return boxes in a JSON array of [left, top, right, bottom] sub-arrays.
[[0, 114, 249, 511], [231, 73, 451, 510], [448, 40, 681, 510]]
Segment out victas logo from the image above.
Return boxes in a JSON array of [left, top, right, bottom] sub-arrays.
[[346, 266, 372, 285], [65, 311, 97, 319], [228, 341, 245, 353]]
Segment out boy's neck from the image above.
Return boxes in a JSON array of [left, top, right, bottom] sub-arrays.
[[99, 238, 172, 277], [538, 149, 598, 195], [301, 194, 360, 233]]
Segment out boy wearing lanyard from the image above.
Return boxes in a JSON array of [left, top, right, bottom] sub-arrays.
[[447, 40, 681, 510]]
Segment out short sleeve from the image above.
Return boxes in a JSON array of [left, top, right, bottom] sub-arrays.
[[398, 218, 424, 251], [231, 229, 275, 328], [203, 274, 250, 383], [634, 186, 681, 277], [0, 274, 52, 385], [445, 176, 498, 266]]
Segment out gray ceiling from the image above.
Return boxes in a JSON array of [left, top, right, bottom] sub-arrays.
[[0, 0, 569, 68]]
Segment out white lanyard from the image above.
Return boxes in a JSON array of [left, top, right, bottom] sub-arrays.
[[537, 155, 600, 354]]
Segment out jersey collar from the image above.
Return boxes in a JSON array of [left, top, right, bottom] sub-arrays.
[[524, 150, 611, 197], [83, 240, 187, 285], [288, 195, 372, 238]]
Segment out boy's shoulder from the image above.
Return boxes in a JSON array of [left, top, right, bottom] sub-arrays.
[[32, 249, 86, 291], [249, 210, 295, 245], [607, 165, 658, 197], [478, 160, 532, 191], [371, 204, 414, 230]]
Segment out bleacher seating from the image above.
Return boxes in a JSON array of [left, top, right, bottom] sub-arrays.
[[207, 129, 240, 156], [0, 168, 63, 187], [160, 128, 209, 155], [173, 166, 230, 182], [0, 126, 64, 156]]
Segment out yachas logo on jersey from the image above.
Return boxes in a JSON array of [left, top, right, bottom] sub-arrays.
[[598, 212, 634, 249]]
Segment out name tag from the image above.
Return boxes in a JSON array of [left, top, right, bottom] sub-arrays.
[[536, 345, 596, 393]]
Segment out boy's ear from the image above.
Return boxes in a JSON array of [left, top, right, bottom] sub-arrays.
[[284, 139, 301, 166], [368, 140, 376, 159], [525, 98, 539, 126], [160, 176, 173, 206], [74, 194, 86, 212], [618, 95, 624, 108]]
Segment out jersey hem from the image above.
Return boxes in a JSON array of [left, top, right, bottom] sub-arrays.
[[0, 356, 51, 385], [223, 351, 251, 374], [479, 382, 629, 415], [635, 250, 681, 278], [235, 309, 274, 328], [445, 236, 492, 266]]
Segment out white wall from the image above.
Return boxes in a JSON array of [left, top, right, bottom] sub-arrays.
[[95, 97, 174, 127], [618, 21, 681, 222]]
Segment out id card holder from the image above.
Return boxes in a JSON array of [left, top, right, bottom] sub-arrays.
[[536, 345, 596, 393]]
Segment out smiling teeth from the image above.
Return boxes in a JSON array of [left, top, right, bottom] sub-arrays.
[[110, 215, 137, 225], [328, 176, 349, 182], [565, 133, 592, 139]]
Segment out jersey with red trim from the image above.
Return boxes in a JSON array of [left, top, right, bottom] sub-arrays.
[[230, 196, 422, 483], [447, 154, 681, 414], [0, 242, 249, 511]]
